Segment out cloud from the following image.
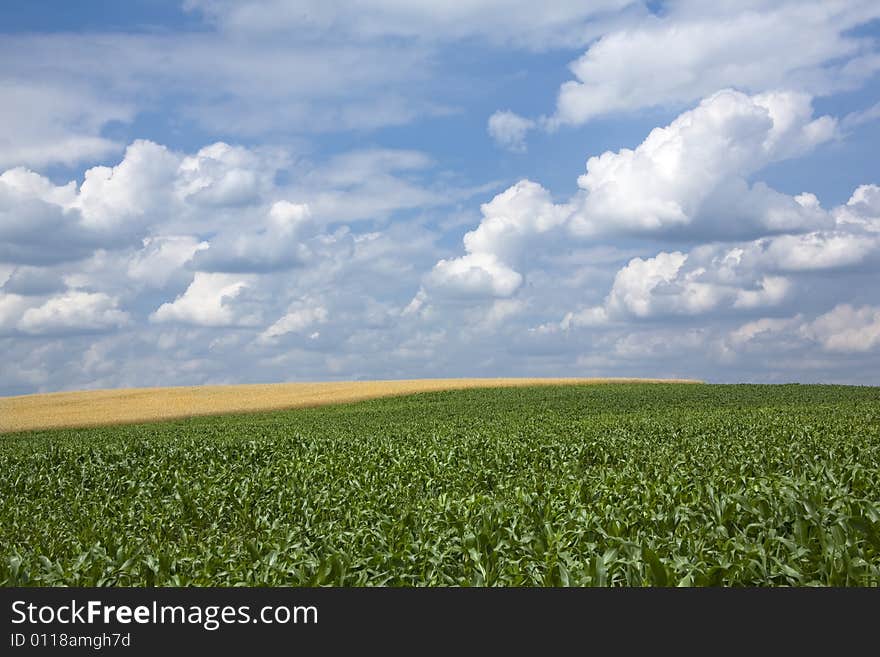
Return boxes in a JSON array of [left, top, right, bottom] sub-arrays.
[[425, 253, 523, 298], [841, 101, 880, 132], [473, 298, 526, 331], [3, 2, 880, 392], [569, 89, 835, 237], [546, 0, 880, 127], [191, 201, 314, 273], [804, 304, 880, 353], [185, 0, 638, 50], [464, 180, 570, 263], [425, 90, 838, 308], [259, 303, 328, 342], [605, 251, 690, 318], [75, 140, 180, 232], [586, 250, 791, 321], [758, 231, 880, 271], [17, 292, 130, 336], [835, 184, 880, 231], [0, 31, 437, 148], [151, 272, 254, 327], [488, 111, 535, 152], [728, 316, 803, 347], [0, 136, 475, 389], [177, 142, 276, 208], [1, 266, 66, 296], [0, 169, 94, 265], [612, 328, 709, 360], [0, 0, 644, 166], [0, 139, 463, 275], [303, 149, 434, 187], [0, 141, 181, 265], [127, 236, 210, 289], [1, 116, 874, 394], [421, 180, 566, 298], [561, 206, 880, 327], [0, 293, 31, 334], [542, 176, 880, 336], [0, 80, 132, 169], [292, 149, 461, 223]]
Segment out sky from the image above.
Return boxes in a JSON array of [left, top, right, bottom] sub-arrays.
[[1, 0, 879, 395]]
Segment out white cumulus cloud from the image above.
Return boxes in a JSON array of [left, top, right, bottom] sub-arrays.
[[547, 0, 880, 127], [259, 304, 329, 342], [151, 273, 254, 327], [422, 180, 566, 298], [804, 304, 880, 353], [127, 236, 210, 288], [191, 201, 314, 273], [488, 110, 536, 152], [569, 89, 835, 237], [17, 291, 130, 335], [426, 90, 839, 309]]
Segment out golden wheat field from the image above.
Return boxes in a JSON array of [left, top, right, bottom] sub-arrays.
[[0, 378, 701, 433]]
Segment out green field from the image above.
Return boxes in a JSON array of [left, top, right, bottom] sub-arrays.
[[2, 383, 879, 586]]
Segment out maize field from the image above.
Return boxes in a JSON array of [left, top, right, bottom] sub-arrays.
[[1, 383, 878, 586]]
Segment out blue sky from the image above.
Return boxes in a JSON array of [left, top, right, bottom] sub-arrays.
[[1, 1, 880, 394]]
